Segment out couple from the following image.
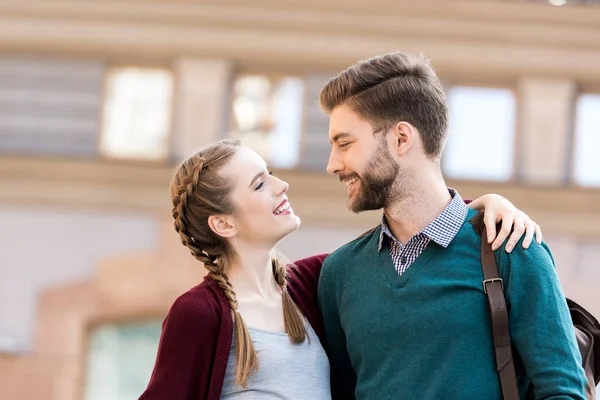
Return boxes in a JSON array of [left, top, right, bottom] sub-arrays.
[[139, 53, 587, 399]]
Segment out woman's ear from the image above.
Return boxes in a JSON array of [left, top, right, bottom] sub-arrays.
[[207, 215, 237, 238]]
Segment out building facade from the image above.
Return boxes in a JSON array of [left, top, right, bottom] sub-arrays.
[[0, 0, 599, 398]]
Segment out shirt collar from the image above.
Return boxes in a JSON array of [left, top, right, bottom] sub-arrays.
[[378, 188, 469, 252]]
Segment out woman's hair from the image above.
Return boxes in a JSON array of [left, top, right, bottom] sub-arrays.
[[170, 139, 306, 388]]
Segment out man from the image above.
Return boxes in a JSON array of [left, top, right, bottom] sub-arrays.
[[317, 52, 587, 399]]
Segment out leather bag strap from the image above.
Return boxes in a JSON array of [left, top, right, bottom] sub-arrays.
[[481, 224, 520, 400]]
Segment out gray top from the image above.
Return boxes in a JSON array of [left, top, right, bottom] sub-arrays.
[[220, 321, 331, 399]]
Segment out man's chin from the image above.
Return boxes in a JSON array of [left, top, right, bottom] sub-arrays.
[[347, 195, 361, 214], [348, 197, 382, 214]]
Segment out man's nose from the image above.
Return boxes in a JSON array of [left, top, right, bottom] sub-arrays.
[[326, 149, 343, 175]]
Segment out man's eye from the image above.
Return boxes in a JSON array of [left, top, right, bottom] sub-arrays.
[[339, 142, 350, 148]]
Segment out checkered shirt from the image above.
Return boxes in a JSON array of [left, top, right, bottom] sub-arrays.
[[378, 189, 469, 276]]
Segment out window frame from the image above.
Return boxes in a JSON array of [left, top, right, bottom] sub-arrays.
[[227, 72, 307, 169], [98, 64, 176, 165], [570, 91, 600, 188], [441, 83, 520, 183], [82, 316, 164, 400]]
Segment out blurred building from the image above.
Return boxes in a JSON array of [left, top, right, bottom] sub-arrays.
[[0, 0, 599, 399]]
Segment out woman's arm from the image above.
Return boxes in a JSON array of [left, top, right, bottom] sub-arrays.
[[139, 291, 219, 400], [469, 193, 542, 253]]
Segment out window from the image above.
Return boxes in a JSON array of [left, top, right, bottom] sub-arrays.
[[84, 320, 161, 400], [573, 94, 600, 187], [100, 67, 173, 161], [298, 73, 333, 171], [443, 87, 516, 181], [0, 57, 103, 157], [230, 75, 304, 168]]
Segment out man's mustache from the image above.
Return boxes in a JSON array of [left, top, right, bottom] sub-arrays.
[[338, 173, 360, 183]]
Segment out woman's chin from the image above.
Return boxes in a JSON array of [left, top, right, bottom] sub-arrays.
[[285, 215, 301, 233], [276, 216, 301, 241], [292, 215, 301, 230]]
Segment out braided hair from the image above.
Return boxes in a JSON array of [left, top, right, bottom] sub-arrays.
[[170, 139, 306, 388]]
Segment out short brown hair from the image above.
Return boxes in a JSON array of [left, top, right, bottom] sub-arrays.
[[319, 52, 448, 157]]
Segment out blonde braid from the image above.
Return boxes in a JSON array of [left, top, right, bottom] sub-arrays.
[[272, 257, 306, 343], [171, 154, 258, 387], [202, 254, 258, 386]]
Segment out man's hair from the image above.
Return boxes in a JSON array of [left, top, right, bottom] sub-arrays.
[[319, 52, 449, 158]]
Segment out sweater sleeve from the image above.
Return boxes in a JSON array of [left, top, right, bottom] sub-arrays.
[[139, 291, 218, 400], [317, 256, 357, 400], [498, 240, 588, 399], [291, 253, 328, 298]]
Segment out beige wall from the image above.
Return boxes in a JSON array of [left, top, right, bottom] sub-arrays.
[[549, 235, 600, 315], [0, 204, 364, 357], [0, 206, 160, 352]]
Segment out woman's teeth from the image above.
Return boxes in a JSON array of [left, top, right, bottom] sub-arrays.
[[274, 202, 291, 215]]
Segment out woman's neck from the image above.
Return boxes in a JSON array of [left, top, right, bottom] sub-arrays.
[[226, 246, 281, 301]]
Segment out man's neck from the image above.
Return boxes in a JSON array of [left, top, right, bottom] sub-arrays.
[[383, 173, 451, 245]]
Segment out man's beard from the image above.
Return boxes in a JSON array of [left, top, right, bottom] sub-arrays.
[[347, 141, 401, 213]]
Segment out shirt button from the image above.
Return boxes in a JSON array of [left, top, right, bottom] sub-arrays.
[[401, 256, 407, 264]]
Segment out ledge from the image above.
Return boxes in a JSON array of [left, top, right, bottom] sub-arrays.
[[0, 1, 599, 82], [1, 156, 599, 238]]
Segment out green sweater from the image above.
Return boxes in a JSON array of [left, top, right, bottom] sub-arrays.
[[318, 209, 587, 400]]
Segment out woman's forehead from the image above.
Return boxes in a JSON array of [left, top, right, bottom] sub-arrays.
[[221, 147, 267, 185]]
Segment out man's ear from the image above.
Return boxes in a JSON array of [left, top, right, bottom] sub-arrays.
[[207, 215, 237, 238], [391, 121, 416, 156]]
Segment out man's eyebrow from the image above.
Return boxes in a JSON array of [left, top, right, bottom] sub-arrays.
[[330, 132, 351, 144]]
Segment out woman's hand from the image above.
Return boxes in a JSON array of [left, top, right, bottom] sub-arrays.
[[469, 194, 542, 253]]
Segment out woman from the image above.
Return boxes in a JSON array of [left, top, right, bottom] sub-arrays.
[[139, 139, 541, 400]]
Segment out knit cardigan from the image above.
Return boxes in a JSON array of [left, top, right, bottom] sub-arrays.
[[139, 254, 328, 400]]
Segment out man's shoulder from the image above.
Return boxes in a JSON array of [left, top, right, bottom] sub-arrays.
[[464, 209, 554, 267], [455, 209, 500, 250], [496, 239, 555, 277], [324, 225, 380, 269]]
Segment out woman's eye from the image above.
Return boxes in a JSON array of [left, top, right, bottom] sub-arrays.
[[255, 170, 272, 190]]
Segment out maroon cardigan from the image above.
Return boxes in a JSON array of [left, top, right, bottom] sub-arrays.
[[139, 254, 328, 400]]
